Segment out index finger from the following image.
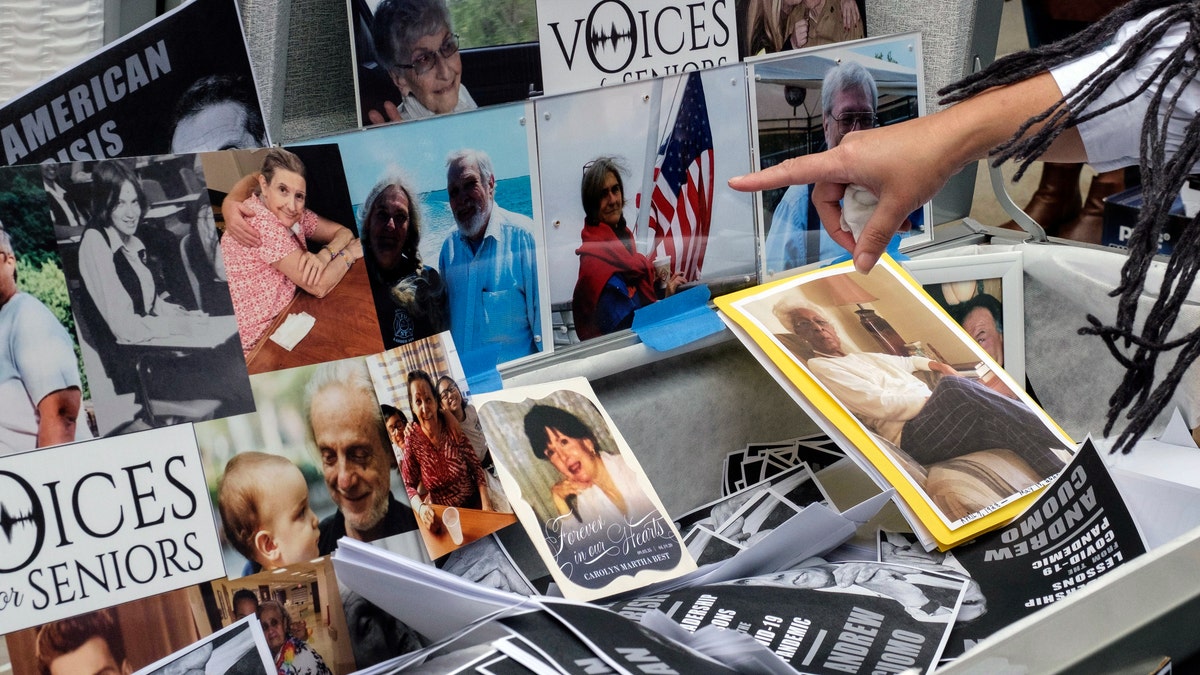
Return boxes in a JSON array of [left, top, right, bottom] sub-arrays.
[[728, 151, 849, 193]]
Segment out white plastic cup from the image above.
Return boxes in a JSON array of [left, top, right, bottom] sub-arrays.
[[442, 507, 463, 545], [653, 256, 672, 284]]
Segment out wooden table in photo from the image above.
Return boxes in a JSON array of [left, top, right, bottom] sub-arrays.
[[245, 262, 384, 375], [418, 504, 518, 560]]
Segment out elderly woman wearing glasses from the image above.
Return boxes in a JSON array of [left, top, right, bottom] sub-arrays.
[[369, 0, 478, 124]]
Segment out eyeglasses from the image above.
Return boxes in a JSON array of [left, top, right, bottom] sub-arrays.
[[831, 111, 876, 134], [397, 33, 460, 76]]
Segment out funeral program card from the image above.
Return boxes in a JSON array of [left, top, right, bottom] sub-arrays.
[[474, 377, 695, 601]]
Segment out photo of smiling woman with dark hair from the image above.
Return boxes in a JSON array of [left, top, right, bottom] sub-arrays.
[[572, 156, 684, 341], [523, 403, 656, 525], [475, 381, 695, 599]]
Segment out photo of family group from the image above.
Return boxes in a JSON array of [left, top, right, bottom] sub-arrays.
[[728, 259, 1073, 529], [365, 332, 518, 560], [2, 154, 256, 441]]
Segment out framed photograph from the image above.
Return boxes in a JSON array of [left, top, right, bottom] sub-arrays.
[[302, 102, 551, 367], [533, 63, 758, 346], [904, 251, 1025, 386], [748, 32, 930, 276]]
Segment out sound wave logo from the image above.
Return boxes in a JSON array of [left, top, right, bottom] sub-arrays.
[[586, 0, 636, 73], [0, 470, 45, 574]]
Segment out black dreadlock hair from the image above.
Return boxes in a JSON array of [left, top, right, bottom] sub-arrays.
[[939, 0, 1200, 454]]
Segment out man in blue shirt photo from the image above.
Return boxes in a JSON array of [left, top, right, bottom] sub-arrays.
[[439, 149, 542, 364]]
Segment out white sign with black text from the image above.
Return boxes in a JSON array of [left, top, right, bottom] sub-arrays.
[[537, 0, 739, 94], [0, 425, 224, 634]]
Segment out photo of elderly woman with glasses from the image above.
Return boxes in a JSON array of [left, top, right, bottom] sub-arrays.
[[365, 0, 478, 124]]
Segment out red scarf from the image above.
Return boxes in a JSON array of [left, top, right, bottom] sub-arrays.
[[572, 220, 658, 340]]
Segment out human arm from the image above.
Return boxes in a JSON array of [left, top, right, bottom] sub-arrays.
[[790, 17, 810, 50], [550, 480, 589, 518], [659, 272, 686, 297], [519, 229, 542, 352], [927, 361, 959, 377], [36, 388, 82, 447], [729, 72, 1083, 273], [807, 354, 934, 421], [832, 563, 937, 612], [221, 174, 262, 248], [401, 423, 436, 528], [270, 211, 362, 297], [446, 422, 492, 511]]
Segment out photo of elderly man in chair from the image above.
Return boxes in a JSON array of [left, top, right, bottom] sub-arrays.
[[761, 267, 1073, 526]]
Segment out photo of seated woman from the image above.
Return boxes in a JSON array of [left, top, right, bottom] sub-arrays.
[[218, 148, 363, 355], [402, 368, 494, 525], [63, 156, 254, 435], [206, 145, 388, 374]]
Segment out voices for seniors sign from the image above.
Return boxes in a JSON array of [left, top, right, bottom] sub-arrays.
[[0, 425, 224, 634], [537, 0, 738, 94]]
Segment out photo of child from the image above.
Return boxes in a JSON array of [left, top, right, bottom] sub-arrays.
[[218, 452, 321, 574]]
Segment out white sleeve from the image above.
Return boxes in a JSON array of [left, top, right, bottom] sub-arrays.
[[1051, 10, 1200, 172]]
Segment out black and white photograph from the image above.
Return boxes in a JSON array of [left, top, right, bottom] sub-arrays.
[[136, 616, 274, 675], [749, 34, 928, 275], [677, 462, 828, 564], [59, 155, 253, 435], [610, 560, 965, 674], [0, 0, 267, 167], [441, 535, 538, 597]]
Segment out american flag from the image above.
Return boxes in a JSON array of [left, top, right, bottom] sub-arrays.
[[648, 72, 714, 282]]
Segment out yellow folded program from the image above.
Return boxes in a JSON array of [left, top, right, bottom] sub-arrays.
[[715, 255, 1074, 549]]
